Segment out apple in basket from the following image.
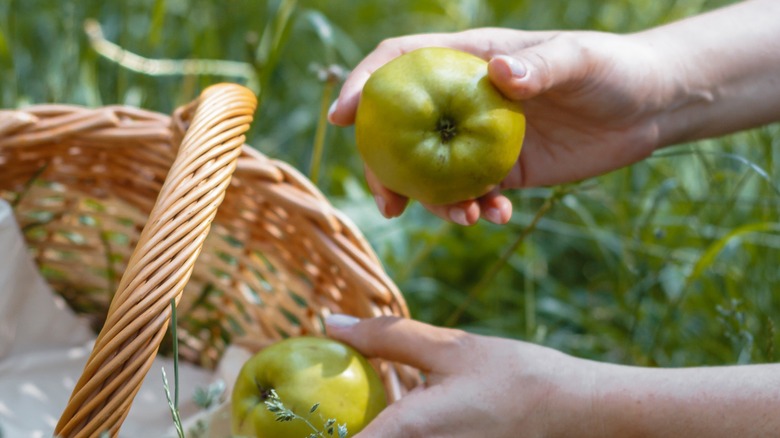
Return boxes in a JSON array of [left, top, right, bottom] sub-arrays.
[[231, 336, 387, 437]]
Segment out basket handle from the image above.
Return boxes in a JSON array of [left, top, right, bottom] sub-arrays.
[[54, 83, 257, 437]]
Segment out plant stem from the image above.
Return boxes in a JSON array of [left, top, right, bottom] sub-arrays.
[[171, 298, 180, 409], [445, 188, 566, 327], [294, 412, 323, 436], [524, 267, 535, 339], [162, 298, 184, 438]]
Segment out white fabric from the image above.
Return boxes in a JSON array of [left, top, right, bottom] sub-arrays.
[[0, 200, 242, 438]]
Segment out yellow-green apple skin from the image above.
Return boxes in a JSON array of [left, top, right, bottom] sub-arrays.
[[355, 47, 526, 206], [231, 336, 387, 437]]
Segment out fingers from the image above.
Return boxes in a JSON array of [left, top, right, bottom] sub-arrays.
[[364, 165, 409, 218], [422, 189, 513, 226], [326, 314, 470, 437], [364, 166, 511, 224], [487, 33, 585, 101], [374, 194, 512, 226], [325, 315, 469, 374], [477, 189, 513, 224], [422, 200, 481, 226]]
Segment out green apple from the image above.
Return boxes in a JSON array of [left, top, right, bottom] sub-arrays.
[[355, 47, 526, 206], [231, 337, 387, 437]]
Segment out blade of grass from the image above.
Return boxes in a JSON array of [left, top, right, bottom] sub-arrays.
[[301, 9, 336, 64], [652, 149, 780, 196], [148, 0, 166, 47], [309, 69, 339, 184], [0, 21, 11, 66], [561, 193, 618, 269], [255, 0, 298, 102], [299, 9, 362, 67]]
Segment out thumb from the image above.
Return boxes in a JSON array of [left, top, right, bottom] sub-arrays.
[[325, 314, 467, 373], [487, 36, 584, 100]]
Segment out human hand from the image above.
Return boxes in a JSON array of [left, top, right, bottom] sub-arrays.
[[325, 314, 780, 437], [329, 28, 671, 225], [325, 315, 598, 438]]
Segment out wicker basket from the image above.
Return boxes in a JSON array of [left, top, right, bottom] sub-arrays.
[[0, 83, 417, 437]]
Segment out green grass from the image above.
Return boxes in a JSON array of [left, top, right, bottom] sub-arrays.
[[2, 0, 777, 370]]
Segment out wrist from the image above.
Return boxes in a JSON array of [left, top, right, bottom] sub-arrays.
[[627, 29, 708, 148], [585, 363, 780, 437], [630, 0, 780, 147], [542, 355, 609, 438]]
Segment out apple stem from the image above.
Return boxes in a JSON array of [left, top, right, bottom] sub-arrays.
[[436, 116, 457, 143], [258, 384, 273, 401]]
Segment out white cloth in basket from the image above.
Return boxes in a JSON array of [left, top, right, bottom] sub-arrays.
[[0, 200, 244, 438]]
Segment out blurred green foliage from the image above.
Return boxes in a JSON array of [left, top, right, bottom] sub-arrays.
[[2, 0, 778, 368]]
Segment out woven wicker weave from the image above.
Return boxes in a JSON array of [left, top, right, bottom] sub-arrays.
[[0, 83, 417, 437]]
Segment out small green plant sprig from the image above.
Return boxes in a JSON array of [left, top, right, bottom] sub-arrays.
[[162, 299, 185, 438], [264, 389, 348, 438]]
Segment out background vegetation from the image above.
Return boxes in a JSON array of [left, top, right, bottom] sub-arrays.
[[2, 0, 778, 371]]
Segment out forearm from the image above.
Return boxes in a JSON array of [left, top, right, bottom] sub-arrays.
[[635, 0, 780, 146], [593, 362, 780, 437]]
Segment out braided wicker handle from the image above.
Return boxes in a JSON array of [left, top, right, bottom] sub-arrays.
[[54, 84, 258, 437]]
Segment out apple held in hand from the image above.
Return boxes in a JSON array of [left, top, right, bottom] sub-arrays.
[[355, 47, 526, 206], [231, 337, 387, 437]]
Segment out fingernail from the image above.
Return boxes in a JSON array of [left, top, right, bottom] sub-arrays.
[[326, 314, 360, 328], [375, 195, 388, 217], [449, 208, 470, 226], [496, 55, 527, 78], [485, 208, 502, 224], [327, 98, 339, 122]]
